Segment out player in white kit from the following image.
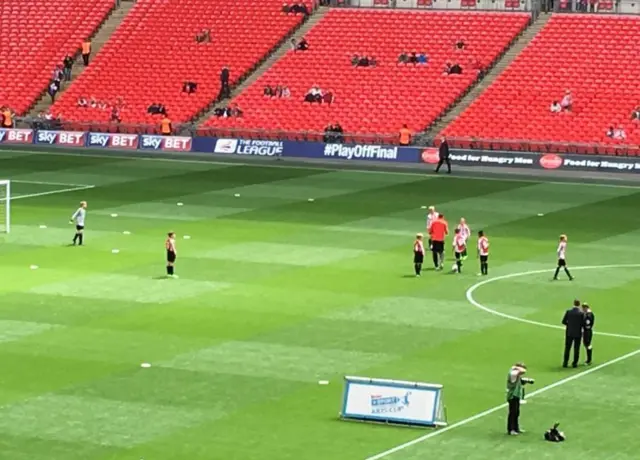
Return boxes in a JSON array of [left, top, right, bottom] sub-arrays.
[[553, 234, 573, 281], [426, 206, 439, 249], [70, 201, 87, 246], [456, 218, 470, 260]]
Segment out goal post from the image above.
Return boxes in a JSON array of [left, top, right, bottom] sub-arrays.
[[0, 180, 10, 233]]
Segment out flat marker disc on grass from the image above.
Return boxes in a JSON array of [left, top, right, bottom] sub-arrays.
[[123, 231, 131, 235], [177, 202, 184, 206], [140, 363, 151, 368], [110, 213, 118, 218], [30, 265, 39, 270], [318, 380, 329, 385], [234, 193, 241, 197], [111, 249, 120, 254], [183, 235, 191, 240], [39, 225, 47, 229]]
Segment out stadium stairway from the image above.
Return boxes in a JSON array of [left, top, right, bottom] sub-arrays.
[[193, 6, 329, 126], [26, 0, 135, 118], [419, 12, 552, 143]]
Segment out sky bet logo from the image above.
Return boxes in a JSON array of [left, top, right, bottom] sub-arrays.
[[140, 135, 191, 151], [88, 133, 138, 149], [36, 131, 85, 147], [0, 129, 33, 144]]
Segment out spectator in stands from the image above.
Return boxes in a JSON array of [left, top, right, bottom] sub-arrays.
[[456, 39, 466, 50], [409, 52, 418, 64], [417, 53, 428, 65], [290, 38, 298, 51], [305, 86, 323, 103], [89, 96, 98, 108], [195, 28, 211, 43], [357, 56, 370, 67], [297, 37, 310, 51], [264, 86, 274, 97], [550, 101, 562, 113], [220, 66, 230, 99], [1, 107, 14, 128], [631, 106, 640, 121], [183, 81, 198, 94], [52, 66, 63, 87], [82, 39, 91, 66], [399, 124, 411, 146], [229, 103, 243, 117], [560, 90, 572, 112], [613, 126, 627, 140], [398, 52, 408, 65], [444, 62, 462, 75], [323, 89, 335, 105], [110, 105, 121, 123], [324, 123, 343, 143], [606, 126, 614, 138], [48, 81, 59, 103], [77, 97, 88, 108], [281, 86, 291, 98], [282, 3, 291, 13], [368, 55, 377, 66], [63, 55, 74, 81], [351, 54, 360, 66], [290, 3, 310, 15]]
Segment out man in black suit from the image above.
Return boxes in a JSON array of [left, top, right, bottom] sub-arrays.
[[435, 137, 451, 174], [562, 299, 584, 368], [219, 66, 230, 99]]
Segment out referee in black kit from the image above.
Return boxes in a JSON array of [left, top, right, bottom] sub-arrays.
[[582, 303, 595, 365], [435, 137, 451, 174], [562, 299, 584, 368]]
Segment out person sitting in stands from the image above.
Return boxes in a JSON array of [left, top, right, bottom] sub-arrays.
[[444, 62, 462, 75], [606, 126, 614, 138], [368, 55, 377, 66], [297, 37, 309, 51], [282, 3, 291, 13], [613, 125, 627, 140], [97, 100, 108, 110], [351, 54, 360, 66], [409, 52, 418, 64], [195, 28, 211, 43], [77, 97, 88, 107], [417, 53, 428, 64], [214, 107, 226, 117], [281, 86, 291, 98], [89, 96, 98, 108], [456, 38, 466, 50], [560, 90, 572, 112], [264, 86, 273, 97], [228, 103, 243, 117], [110, 105, 121, 123], [290, 2, 309, 15], [304, 86, 323, 103], [550, 101, 562, 113], [398, 52, 408, 65], [631, 106, 640, 121], [290, 38, 298, 51], [182, 81, 198, 94], [357, 56, 370, 67], [323, 89, 334, 105]]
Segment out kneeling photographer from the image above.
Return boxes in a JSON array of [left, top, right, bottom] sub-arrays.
[[506, 362, 534, 436]]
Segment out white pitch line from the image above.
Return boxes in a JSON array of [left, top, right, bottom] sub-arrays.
[[13, 179, 95, 187], [364, 347, 640, 460], [465, 264, 640, 341], [2, 185, 96, 202], [3, 147, 640, 190]]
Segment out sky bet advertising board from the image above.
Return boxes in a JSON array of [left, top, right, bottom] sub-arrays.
[[340, 376, 446, 427], [86, 132, 139, 150], [139, 135, 192, 152], [0, 128, 34, 144], [35, 130, 86, 147]]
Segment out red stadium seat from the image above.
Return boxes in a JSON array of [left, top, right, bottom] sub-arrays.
[[443, 15, 640, 151], [201, 10, 529, 141], [51, 0, 311, 125], [0, 0, 114, 115]]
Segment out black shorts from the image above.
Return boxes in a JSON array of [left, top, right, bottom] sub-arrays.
[[557, 258, 566, 267], [76, 225, 84, 231], [431, 241, 444, 253], [167, 250, 176, 263], [414, 251, 424, 264], [480, 255, 488, 263], [583, 330, 593, 347]]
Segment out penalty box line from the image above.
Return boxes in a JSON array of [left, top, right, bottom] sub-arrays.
[[364, 347, 640, 460]]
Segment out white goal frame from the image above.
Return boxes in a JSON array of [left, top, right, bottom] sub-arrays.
[[0, 180, 10, 233]]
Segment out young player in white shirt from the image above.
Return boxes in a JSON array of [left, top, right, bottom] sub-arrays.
[[477, 230, 489, 276], [456, 217, 470, 260], [453, 228, 466, 273], [426, 205, 439, 249], [70, 201, 87, 246], [553, 234, 573, 281]]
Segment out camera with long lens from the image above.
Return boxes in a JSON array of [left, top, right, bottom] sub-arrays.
[[521, 377, 535, 385]]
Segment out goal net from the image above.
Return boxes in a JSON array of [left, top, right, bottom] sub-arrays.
[[0, 180, 10, 233]]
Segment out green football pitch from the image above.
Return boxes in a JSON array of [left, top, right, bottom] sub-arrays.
[[0, 148, 639, 460]]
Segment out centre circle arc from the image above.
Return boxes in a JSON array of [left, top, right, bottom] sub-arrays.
[[465, 264, 640, 341]]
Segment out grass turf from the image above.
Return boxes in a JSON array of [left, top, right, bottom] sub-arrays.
[[0, 149, 639, 460]]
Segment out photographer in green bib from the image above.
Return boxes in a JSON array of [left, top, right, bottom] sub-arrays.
[[506, 362, 534, 436]]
